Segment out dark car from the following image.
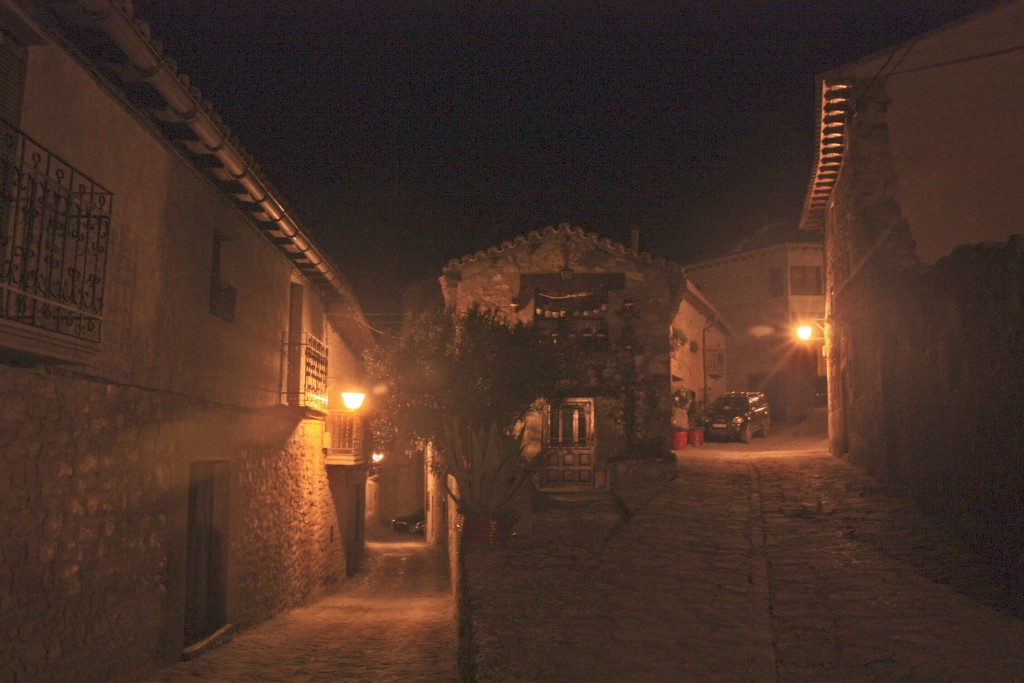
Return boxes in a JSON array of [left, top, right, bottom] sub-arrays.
[[391, 510, 425, 535], [705, 391, 771, 443]]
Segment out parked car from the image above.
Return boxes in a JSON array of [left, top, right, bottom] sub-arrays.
[[705, 391, 771, 443], [391, 510, 425, 535]]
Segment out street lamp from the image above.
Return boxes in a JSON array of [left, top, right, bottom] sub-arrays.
[[341, 391, 366, 410], [794, 320, 826, 342]]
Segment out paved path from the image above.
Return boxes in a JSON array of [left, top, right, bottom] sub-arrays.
[[464, 416, 1024, 681], [144, 529, 458, 683]]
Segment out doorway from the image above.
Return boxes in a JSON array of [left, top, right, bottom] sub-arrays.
[[184, 460, 229, 646], [540, 398, 596, 488]]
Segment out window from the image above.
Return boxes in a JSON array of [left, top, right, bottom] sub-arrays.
[[323, 410, 365, 465], [548, 401, 591, 446], [281, 283, 327, 411], [0, 120, 112, 362], [789, 266, 822, 295], [326, 411, 360, 451], [208, 233, 236, 322], [705, 345, 725, 379], [533, 289, 609, 350], [0, 28, 27, 126]]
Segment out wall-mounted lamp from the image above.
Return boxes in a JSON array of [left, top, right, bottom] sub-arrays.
[[795, 319, 827, 341], [341, 392, 366, 410]]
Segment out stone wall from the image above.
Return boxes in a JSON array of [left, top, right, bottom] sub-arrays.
[[441, 226, 701, 468], [824, 79, 1023, 586], [825, 81, 919, 474], [887, 241, 1024, 575], [0, 365, 346, 682]]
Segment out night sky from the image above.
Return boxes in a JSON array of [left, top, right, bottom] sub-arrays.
[[137, 1, 999, 313]]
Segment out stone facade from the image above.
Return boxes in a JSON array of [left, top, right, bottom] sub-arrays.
[[0, 4, 371, 681], [800, 2, 1024, 589], [440, 224, 729, 490], [1, 370, 344, 680]]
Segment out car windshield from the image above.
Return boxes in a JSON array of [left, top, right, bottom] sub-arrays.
[[714, 396, 749, 409]]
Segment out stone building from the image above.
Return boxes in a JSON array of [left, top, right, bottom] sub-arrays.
[[0, 2, 375, 681], [440, 224, 730, 491], [686, 223, 825, 421], [800, 1, 1024, 585]]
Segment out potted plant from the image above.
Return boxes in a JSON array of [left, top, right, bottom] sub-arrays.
[[687, 397, 708, 446], [671, 389, 694, 448], [671, 424, 688, 450]]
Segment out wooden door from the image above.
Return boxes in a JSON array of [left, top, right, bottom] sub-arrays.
[[184, 461, 229, 646], [541, 398, 595, 487]]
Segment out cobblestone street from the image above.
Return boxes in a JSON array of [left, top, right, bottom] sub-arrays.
[[464, 414, 1024, 681], [143, 530, 458, 683], [139, 413, 1024, 682]]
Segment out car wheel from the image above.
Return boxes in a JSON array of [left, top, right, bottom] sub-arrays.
[[740, 423, 753, 443], [757, 418, 770, 438]]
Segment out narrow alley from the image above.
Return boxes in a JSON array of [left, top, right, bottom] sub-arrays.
[[143, 530, 458, 683], [138, 414, 1024, 683], [464, 415, 1024, 681]]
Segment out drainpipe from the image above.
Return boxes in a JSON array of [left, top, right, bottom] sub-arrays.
[[702, 315, 715, 408], [72, 0, 348, 299]]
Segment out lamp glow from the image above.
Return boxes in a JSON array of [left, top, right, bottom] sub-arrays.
[[371, 452, 384, 463], [796, 325, 813, 340], [341, 392, 365, 410]]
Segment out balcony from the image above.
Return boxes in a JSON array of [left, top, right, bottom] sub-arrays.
[[0, 120, 112, 363], [323, 410, 365, 466], [281, 331, 328, 412]]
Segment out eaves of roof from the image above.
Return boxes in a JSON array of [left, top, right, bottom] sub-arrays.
[[680, 279, 733, 337], [797, 79, 853, 232], [443, 223, 686, 275], [31, 0, 375, 352], [685, 241, 823, 272], [796, 1, 1013, 234]]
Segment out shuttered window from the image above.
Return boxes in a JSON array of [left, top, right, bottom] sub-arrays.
[[0, 30, 26, 126]]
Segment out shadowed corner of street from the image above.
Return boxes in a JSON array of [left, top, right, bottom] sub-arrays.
[[141, 523, 459, 683], [695, 409, 1023, 621]]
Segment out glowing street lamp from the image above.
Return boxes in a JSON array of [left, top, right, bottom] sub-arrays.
[[795, 319, 828, 342], [341, 391, 365, 411]]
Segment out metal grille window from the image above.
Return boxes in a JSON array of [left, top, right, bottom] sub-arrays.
[[705, 345, 726, 380], [547, 400, 592, 446], [281, 331, 328, 411], [323, 410, 365, 466], [0, 121, 112, 343]]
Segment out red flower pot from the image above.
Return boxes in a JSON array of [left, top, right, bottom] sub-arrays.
[[687, 428, 705, 446], [672, 431, 689, 450]]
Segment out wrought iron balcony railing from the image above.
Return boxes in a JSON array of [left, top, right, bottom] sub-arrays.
[[281, 331, 328, 412], [0, 120, 112, 344]]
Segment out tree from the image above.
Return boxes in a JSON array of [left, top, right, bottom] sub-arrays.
[[365, 306, 581, 523]]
